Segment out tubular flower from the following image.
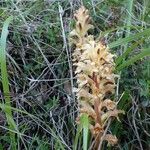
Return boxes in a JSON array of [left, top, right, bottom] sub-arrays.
[[70, 6, 124, 148]]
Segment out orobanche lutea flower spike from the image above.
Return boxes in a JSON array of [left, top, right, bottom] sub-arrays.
[[70, 6, 124, 149]]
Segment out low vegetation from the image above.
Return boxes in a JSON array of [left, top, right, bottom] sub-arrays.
[[0, 0, 150, 149]]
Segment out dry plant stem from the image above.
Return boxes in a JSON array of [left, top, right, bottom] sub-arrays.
[[70, 6, 124, 149], [132, 98, 143, 150], [59, 4, 75, 100], [98, 119, 112, 150]]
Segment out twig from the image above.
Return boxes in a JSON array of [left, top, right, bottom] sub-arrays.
[[58, 4, 75, 102], [132, 98, 143, 150], [98, 119, 112, 150]]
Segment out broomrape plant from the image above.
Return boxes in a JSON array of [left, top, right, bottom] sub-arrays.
[[70, 6, 124, 149]]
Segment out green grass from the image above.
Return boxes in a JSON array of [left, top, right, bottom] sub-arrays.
[[0, 0, 150, 149], [0, 16, 17, 150]]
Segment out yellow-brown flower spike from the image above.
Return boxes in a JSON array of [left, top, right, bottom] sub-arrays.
[[70, 6, 124, 149]]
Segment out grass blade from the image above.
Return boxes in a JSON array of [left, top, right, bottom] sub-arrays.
[[108, 28, 150, 48], [116, 38, 144, 66], [122, 0, 133, 57], [116, 48, 150, 71], [125, 0, 133, 38], [0, 16, 17, 150], [73, 124, 82, 150], [80, 114, 89, 150]]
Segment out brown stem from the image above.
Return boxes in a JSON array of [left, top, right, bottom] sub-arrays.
[[94, 99, 101, 125]]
